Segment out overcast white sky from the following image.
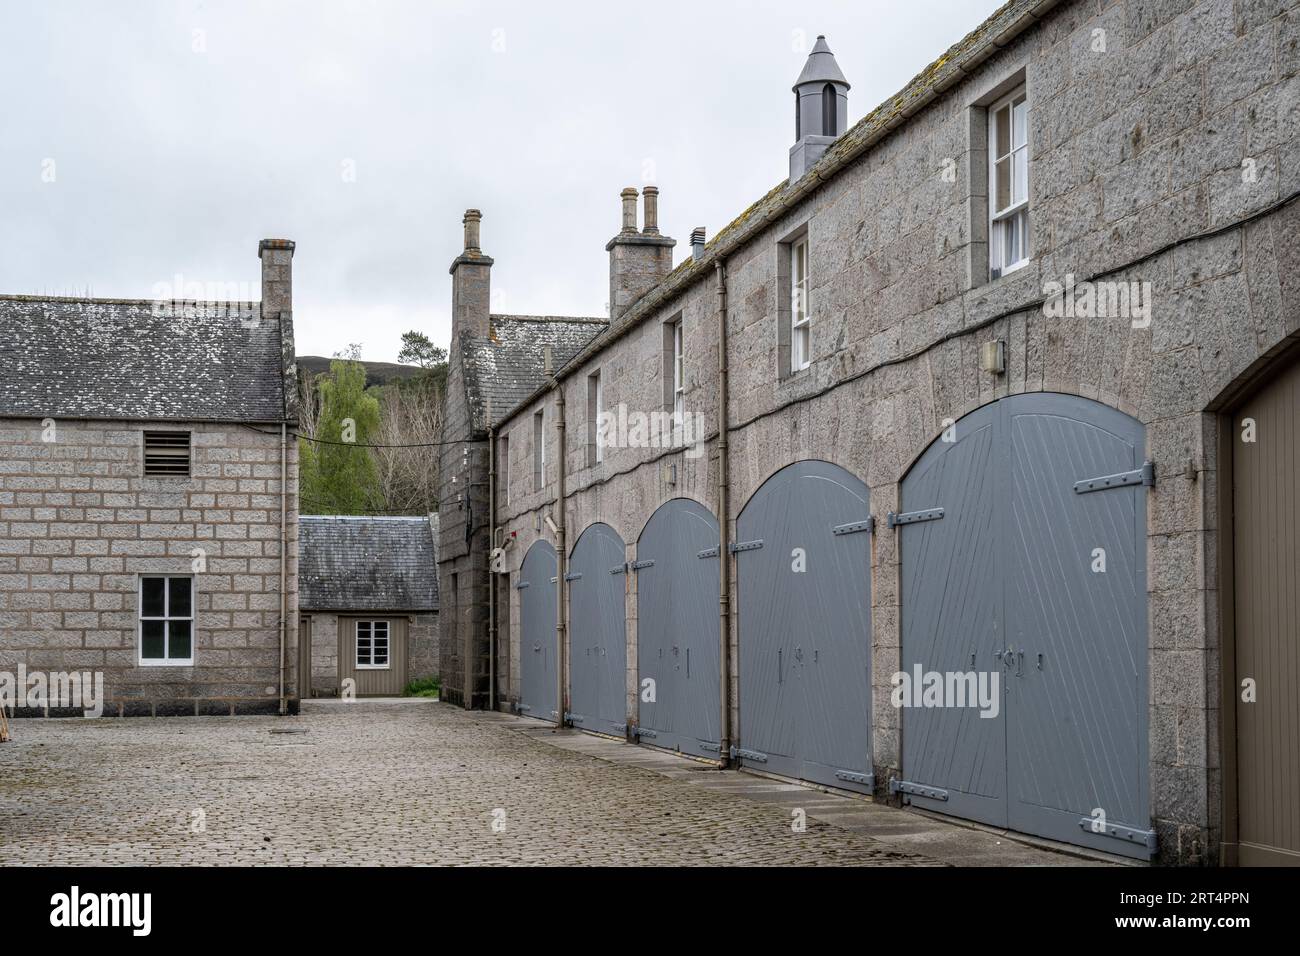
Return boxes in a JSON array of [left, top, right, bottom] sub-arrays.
[[1, 0, 997, 362]]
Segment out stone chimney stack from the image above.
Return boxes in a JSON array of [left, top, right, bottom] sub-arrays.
[[449, 208, 493, 339], [790, 35, 850, 182], [258, 239, 295, 318], [606, 187, 675, 320]]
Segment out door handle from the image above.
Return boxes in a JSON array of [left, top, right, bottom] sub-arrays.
[[1015, 650, 1024, 677], [1001, 649, 1016, 667]]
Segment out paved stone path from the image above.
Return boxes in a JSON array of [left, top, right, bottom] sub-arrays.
[[0, 700, 1105, 866]]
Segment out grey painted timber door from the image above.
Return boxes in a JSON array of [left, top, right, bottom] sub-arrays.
[[899, 393, 1152, 859], [568, 522, 628, 735], [1232, 358, 1300, 864], [518, 540, 557, 721], [635, 498, 720, 758], [736, 460, 873, 793]]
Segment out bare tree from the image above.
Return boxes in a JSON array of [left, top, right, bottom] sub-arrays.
[[371, 377, 443, 515], [298, 369, 322, 440]]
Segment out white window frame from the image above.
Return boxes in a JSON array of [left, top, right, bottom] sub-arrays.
[[594, 372, 604, 464], [355, 620, 391, 670], [791, 236, 811, 373], [988, 87, 1030, 279], [672, 320, 684, 426], [137, 575, 195, 666]]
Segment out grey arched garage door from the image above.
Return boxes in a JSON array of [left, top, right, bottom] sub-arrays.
[[895, 393, 1152, 859], [568, 522, 628, 736], [635, 498, 719, 758], [735, 460, 873, 793], [517, 540, 557, 721]]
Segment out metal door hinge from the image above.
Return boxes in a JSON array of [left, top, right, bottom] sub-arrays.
[[887, 508, 944, 528], [565, 712, 585, 724], [632, 725, 657, 739], [1076, 817, 1158, 852], [699, 742, 721, 753], [563, 572, 582, 582], [889, 778, 949, 801], [630, 559, 654, 570], [730, 745, 769, 763], [832, 518, 875, 536], [729, 539, 763, 554], [697, 547, 720, 558], [515, 581, 530, 590], [549, 576, 558, 584], [1073, 460, 1154, 494], [835, 769, 874, 787], [610, 564, 628, 575]]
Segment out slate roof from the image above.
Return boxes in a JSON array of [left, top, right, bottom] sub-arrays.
[[460, 314, 606, 431], [532, 0, 1059, 400], [299, 515, 439, 612], [0, 296, 288, 422]]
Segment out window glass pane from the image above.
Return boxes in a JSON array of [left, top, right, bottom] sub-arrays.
[[142, 577, 165, 617], [168, 621, 192, 660], [995, 157, 1011, 212], [1012, 99, 1028, 148], [141, 620, 165, 659], [995, 104, 1011, 157], [1013, 147, 1028, 205], [1003, 212, 1021, 265], [169, 578, 191, 618]]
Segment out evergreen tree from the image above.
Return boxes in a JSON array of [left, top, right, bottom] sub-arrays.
[[300, 359, 383, 514]]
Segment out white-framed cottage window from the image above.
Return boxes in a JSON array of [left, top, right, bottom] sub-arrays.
[[989, 88, 1029, 278], [791, 236, 811, 373], [355, 620, 390, 669], [138, 575, 194, 665]]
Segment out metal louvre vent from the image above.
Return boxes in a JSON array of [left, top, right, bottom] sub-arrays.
[[143, 431, 191, 477]]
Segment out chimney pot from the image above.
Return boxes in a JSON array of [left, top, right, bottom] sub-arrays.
[[642, 186, 660, 235], [620, 187, 639, 233], [463, 208, 482, 253]]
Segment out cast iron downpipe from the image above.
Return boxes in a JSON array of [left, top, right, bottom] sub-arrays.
[[715, 259, 731, 765], [554, 381, 568, 729], [278, 421, 288, 716], [488, 425, 497, 712]]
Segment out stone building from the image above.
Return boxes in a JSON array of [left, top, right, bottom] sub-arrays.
[[0, 240, 302, 716], [299, 514, 439, 697], [439, 0, 1300, 866]]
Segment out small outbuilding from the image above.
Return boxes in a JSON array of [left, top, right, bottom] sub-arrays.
[[299, 515, 439, 698]]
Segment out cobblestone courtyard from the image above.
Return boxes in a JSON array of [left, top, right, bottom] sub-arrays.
[[0, 700, 1099, 866]]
